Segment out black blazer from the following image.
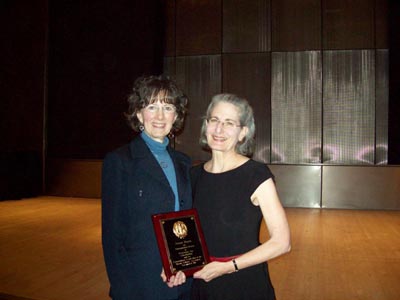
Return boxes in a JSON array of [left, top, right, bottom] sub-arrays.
[[102, 136, 192, 300]]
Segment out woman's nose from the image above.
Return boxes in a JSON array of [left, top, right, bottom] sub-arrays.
[[156, 109, 165, 119], [214, 121, 223, 132]]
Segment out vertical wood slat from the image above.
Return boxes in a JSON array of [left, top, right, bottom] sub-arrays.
[[271, 51, 322, 164], [271, 0, 321, 51], [163, 56, 176, 79], [323, 50, 375, 164], [174, 55, 222, 161], [375, 49, 389, 164], [223, 0, 270, 53], [176, 0, 222, 56], [222, 53, 271, 163]]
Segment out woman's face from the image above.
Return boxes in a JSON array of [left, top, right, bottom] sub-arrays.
[[136, 95, 177, 143], [205, 101, 247, 154]]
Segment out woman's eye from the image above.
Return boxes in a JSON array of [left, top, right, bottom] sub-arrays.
[[147, 105, 157, 111], [164, 106, 175, 112]]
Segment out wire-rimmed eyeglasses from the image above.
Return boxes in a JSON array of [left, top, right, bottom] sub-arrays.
[[144, 104, 176, 114], [206, 117, 242, 130]]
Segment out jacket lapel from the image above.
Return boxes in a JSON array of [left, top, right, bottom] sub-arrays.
[[129, 136, 172, 191], [169, 148, 189, 208]]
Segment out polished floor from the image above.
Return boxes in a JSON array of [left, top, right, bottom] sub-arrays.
[[0, 196, 399, 300]]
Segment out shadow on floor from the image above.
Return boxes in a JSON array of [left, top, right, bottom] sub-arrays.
[[0, 293, 38, 300]]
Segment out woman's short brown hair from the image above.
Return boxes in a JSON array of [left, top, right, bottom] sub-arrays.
[[125, 75, 188, 133]]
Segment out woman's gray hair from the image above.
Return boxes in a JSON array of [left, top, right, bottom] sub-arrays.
[[199, 93, 256, 156]]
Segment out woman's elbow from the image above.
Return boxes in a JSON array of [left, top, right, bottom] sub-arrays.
[[284, 241, 291, 254], [280, 236, 291, 254]]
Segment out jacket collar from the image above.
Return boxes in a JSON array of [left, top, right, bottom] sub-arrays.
[[128, 135, 184, 198]]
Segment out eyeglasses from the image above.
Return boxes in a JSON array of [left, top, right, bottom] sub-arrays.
[[144, 104, 176, 114], [206, 117, 241, 130]]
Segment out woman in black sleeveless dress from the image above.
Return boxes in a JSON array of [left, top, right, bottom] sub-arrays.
[[189, 94, 291, 300]]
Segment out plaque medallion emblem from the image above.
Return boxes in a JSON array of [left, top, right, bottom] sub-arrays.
[[173, 220, 188, 239]]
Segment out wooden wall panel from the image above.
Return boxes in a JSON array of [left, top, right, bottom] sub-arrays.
[[176, 0, 222, 56], [164, 0, 176, 57], [271, 0, 321, 51], [223, 0, 270, 53], [166, 0, 392, 167], [323, 50, 375, 164], [271, 51, 322, 164], [222, 53, 271, 163], [375, 0, 388, 49], [174, 55, 222, 161], [322, 0, 375, 49]]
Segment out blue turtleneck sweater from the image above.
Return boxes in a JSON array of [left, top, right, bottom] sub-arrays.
[[141, 132, 179, 211]]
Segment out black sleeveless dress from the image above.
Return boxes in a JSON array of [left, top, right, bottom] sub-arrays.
[[190, 160, 276, 300]]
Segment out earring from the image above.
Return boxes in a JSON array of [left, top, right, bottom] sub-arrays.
[[168, 131, 175, 139], [139, 124, 144, 131]]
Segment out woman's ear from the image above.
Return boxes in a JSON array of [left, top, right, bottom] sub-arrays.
[[239, 126, 248, 142], [136, 111, 143, 124]]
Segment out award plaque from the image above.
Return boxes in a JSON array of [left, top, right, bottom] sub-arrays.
[[152, 208, 210, 280]]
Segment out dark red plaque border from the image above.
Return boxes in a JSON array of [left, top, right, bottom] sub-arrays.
[[152, 208, 210, 280]]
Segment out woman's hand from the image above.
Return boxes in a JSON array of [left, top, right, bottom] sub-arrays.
[[161, 269, 186, 287], [193, 261, 234, 282]]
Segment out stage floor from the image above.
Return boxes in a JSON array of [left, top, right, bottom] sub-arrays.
[[0, 196, 399, 300]]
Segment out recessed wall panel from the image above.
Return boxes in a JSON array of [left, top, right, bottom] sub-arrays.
[[176, 0, 222, 55], [271, 0, 321, 51], [323, 50, 375, 164], [223, 0, 270, 53], [223, 53, 271, 163], [174, 55, 221, 161], [269, 165, 322, 208], [322, 166, 400, 209], [271, 51, 322, 164], [322, 0, 375, 49]]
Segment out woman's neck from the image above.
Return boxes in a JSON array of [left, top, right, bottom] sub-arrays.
[[140, 131, 168, 153], [205, 151, 248, 173]]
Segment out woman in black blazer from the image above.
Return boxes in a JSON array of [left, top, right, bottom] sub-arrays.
[[102, 75, 192, 300]]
